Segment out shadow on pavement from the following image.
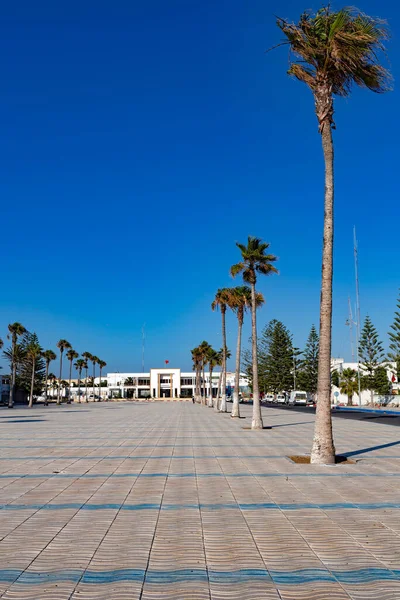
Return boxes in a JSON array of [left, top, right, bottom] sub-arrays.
[[342, 439, 400, 457]]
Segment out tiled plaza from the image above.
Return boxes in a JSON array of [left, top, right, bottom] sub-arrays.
[[1, 401, 400, 599]]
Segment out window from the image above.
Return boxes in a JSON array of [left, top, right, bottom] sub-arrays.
[[181, 378, 194, 386], [138, 378, 150, 386]]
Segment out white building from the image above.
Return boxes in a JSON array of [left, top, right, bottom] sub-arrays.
[[106, 368, 250, 400], [331, 358, 398, 405]]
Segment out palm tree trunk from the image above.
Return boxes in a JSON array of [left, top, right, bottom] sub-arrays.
[[44, 363, 49, 406], [219, 309, 227, 412], [28, 358, 35, 408], [251, 282, 263, 429], [310, 101, 336, 465], [196, 366, 201, 402], [78, 370, 81, 403], [215, 370, 222, 411], [232, 312, 243, 418], [68, 360, 72, 404], [202, 363, 206, 405], [208, 365, 214, 407], [92, 363, 95, 401], [9, 336, 17, 408], [99, 367, 102, 401], [57, 352, 63, 405], [85, 368, 88, 402]]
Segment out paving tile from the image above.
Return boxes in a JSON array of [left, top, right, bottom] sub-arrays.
[[1, 402, 400, 599]]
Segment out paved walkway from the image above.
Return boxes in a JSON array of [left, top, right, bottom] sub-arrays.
[[1, 401, 400, 599]]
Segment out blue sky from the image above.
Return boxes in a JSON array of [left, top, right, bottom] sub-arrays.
[[1, 0, 399, 374]]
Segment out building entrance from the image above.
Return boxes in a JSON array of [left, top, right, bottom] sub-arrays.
[[161, 389, 171, 398]]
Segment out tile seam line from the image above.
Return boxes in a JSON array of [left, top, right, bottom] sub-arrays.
[[66, 429, 159, 599], [193, 408, 212, 600], [206, 407, 282, 598], [0, 426, 154, 599], [0, 442, 123, 562], [138, 411, 179, 600], [274, 406, 400, 587], [284, 465, 400, 585], [254, 405, 353, 598]]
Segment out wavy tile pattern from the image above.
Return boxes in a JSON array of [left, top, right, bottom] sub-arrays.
[[1, 402, 400, 599]]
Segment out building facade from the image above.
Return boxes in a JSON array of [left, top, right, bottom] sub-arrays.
[[106, 369, 250, 400], [331, 358, 399, 405]]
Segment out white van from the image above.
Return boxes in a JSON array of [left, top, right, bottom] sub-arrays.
[[265, 393, 275, 403], [289, 391, 308, 406], [276, 393, 286, 404]]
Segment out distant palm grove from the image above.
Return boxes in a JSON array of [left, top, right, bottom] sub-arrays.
[[0, 323, 106, 408]]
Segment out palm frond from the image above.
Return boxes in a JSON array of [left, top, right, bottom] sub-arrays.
[[230, 263, 244, 278], [275, 6, 391, 107]]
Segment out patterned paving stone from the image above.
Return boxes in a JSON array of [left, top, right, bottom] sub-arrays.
[[1, 401, 400, 598]]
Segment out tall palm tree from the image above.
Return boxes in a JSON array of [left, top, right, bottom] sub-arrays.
[[66, 349, 79, 404], [82, 352, 92, 402], [276, 7, 390, 463], [207, 348, 219, 407], [340, 368, 359, 406], [0, 338, 3, 350], [229, 286, 265, 418], [56, 340, 71, 405], [75, 358, 86, 403], [191, 347, 202, 403], [7, 323, 27, 408], [97, 360, 107, 401], [231, 236, 278, 429], [212, 289, 232, 413], [25, 339, 43, 408], [214, 348, 231, 411], [47, 373, 57, 398], [91, 355, 99, 401], [42, 350, 57, 406], [198, 341, 211, 404]]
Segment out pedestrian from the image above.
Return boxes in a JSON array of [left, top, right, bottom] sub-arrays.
[[192, 396, 195, 404]]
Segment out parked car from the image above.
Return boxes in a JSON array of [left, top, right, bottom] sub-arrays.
[[276, 393, 287, 404], [288, 391, 309, 406], [265, 393, 275, 403]]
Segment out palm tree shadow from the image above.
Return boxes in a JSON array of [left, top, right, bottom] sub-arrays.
[[342, 439, 400, 457], [271, 421, 314, 428]]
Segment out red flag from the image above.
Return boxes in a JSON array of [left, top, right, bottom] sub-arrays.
[[392, 373, 396, 383], [165, 360, 169, 365]]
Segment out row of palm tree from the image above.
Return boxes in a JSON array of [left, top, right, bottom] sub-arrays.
[[205, 238, 276, 425], [193, 256, 270, 422], [1, 323, 106, 408], [202, 6, 391, 464]]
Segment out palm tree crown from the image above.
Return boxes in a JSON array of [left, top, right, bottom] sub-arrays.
[[8, 322, 27, 339], [42, 349, 57, 365], [57, 339, 71, 353], [211, 288, 231, 314], [75, 358, 86, 373], [66, 349, 79, 363], [276, 7, 391, 131], [231, 237, 278, 284], [229, 286, 264, 323]]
